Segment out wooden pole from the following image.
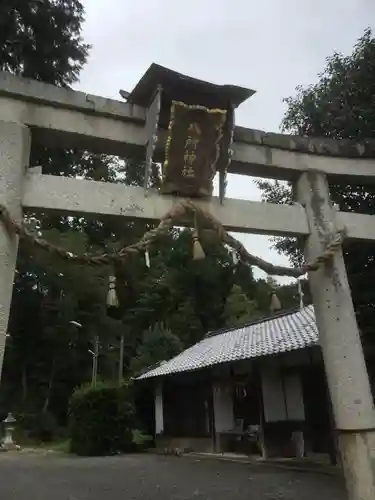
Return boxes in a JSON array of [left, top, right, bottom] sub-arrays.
[[0, 122, 30, 384], [296, 171, 375, 500], [256, 363, 268, 459], [209, 379, 217, 453], [91, 335, 99, 387]]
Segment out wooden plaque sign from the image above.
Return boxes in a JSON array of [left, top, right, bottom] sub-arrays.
[[161, 101, 227, 197]]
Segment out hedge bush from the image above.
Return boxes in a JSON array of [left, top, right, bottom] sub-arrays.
[[14, 411, 59, 443], [68, 381, 136, 456]]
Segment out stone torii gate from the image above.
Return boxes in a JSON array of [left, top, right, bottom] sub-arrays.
[[1, 64, 375, 499]]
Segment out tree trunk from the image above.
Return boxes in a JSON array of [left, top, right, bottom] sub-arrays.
[[42, 360, 56, 414], [21, 366, 28, 402]]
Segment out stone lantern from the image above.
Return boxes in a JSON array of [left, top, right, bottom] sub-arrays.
[[2, 412, 17, 450]]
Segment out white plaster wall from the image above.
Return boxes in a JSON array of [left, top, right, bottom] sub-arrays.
[[284, 373, 305, 421], [261, 358, 305, 423], [213, 383, 234, 432], [261, 365, 287, 423]]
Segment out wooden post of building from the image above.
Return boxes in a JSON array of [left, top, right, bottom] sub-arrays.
[[0, 122, 30, 384], [155, 380, 164, 436], [256, 364, 268, 459], [209, 376, 217, 453], [296, 171, 375, 500]]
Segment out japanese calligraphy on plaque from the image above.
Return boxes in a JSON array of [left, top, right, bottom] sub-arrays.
[[161, 101, 227, 197]]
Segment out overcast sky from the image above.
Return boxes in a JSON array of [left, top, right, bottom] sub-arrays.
[[76, 0, 374, 284]]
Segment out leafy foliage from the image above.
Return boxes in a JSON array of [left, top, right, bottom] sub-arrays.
[[223, 285, 259, 327], [0, 0, 88, 85], [257, 29, 375, 344], [130, 323, 183, 376], [0, 0, 119, 428], [68, 381, 135, 456], [15, 410, 59, 443]]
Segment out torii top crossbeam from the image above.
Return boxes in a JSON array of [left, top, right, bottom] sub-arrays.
[[1, 66, 375, 182]]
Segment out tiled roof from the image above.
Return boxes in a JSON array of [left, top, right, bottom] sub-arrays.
[[137, 305, 318, 380]]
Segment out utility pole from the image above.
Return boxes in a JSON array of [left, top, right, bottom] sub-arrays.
[[90, 335, 99, 388], [296, 171, 375, 500]]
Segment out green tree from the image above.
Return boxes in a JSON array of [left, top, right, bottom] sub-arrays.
[[257, 28, 375, 345], [0, 0, 91, 176], [116, 227, 237, 363], [0, 0, 97, 429], [223, 285, 259, 327], [130, 323, 183, 376], [0, 0, 88, 85], [3, 230, 111, 422]]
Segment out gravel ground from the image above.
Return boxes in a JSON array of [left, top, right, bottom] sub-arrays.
[[0, 452, 347, 500]]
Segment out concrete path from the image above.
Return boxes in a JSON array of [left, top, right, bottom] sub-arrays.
[[0, 452, 347, 499]]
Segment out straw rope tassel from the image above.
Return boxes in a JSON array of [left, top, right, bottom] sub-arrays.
[[145, 247, 151, 268], [232, 249, 239, 265], [270, 290, 282, 313], [107, 275, 119, 308], [192, 212, 205, 260]]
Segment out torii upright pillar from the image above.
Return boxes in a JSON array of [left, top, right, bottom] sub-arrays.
[[297, 171, 375, 500], [0, 121, 31, 383]]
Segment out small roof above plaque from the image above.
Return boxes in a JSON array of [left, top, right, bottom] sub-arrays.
[[127, 63, 255, 110]]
